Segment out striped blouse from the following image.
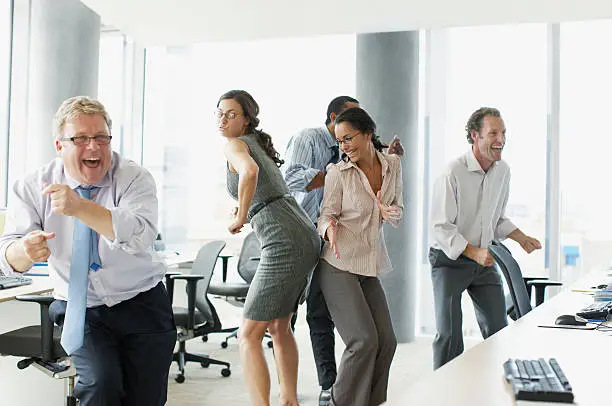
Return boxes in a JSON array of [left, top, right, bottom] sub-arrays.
[[317, 151, 403, 276]]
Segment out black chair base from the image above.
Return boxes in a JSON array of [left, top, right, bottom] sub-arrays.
[[172, 341, 231, 383]]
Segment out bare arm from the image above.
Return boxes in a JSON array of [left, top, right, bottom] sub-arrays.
[[224, 139, 259, 225]]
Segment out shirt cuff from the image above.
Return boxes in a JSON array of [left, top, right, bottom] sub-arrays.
[[303, 168, 320, 191], [495, 220, 517, 241], [107, 207, 141, 252], [445, 235, 469, 261], [0, 240, 19, 276]]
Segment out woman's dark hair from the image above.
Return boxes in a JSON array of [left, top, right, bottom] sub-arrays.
[[334, 107, 384, 161], [217, 90, 284, 167]]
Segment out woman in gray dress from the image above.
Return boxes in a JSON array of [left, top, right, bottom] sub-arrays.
[[217, 90, 320, 406]]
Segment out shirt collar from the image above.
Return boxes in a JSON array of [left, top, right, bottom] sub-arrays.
[[321, 126, 337, 149], [337, 150, 390, 173], [465, 148, 497, 173]]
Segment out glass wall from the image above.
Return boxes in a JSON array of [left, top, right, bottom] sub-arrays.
[[559, 19, 612, 282], [142, 35, 356, 248], [0, 0, 12, 206]]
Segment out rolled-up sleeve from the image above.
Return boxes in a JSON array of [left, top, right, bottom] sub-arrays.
[[430, 173, 469, 260], [317, 166, 342, 240], [284, 134, 319, 193], [0, 177, 44, 276], [105, 169, 158, 254]]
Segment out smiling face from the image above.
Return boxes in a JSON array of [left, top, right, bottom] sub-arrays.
[[472, 115, 506, 169], [334, 121, 373, 164], [216, 98, 250, 139], [55, 114, 112, 185]]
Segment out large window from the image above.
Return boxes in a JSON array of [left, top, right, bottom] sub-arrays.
[[559, 19, 612, 282], [420, 24, 548, 336], [142, 35, 356, 248], [0, 0, 12, 206]]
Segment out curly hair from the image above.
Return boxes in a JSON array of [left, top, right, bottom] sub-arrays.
[[334, 107, 385, 161], [217, 90, 284, 167], [465, 107, 501, 144]]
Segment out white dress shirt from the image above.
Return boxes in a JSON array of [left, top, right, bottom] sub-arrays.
[[430, 149, 517, 260], [0, 152, 167, 307]]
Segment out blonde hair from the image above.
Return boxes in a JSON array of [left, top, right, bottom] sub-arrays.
[[53, 96, 112, 139]]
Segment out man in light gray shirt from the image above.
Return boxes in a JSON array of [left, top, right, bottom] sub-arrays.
[[0, 96, 176, 405], [429, 107, 541, 369]]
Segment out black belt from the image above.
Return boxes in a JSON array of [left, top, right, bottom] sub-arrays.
[[249, 193, 292, 219]]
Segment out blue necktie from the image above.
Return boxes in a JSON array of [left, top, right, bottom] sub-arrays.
[[60, 186, 100, 355]]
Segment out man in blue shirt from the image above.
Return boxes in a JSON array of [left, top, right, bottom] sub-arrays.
[[284, 96, 403, 405], [0, 96, 176, 405]]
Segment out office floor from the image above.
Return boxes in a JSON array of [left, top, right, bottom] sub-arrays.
[[166, 294, 480, 405]]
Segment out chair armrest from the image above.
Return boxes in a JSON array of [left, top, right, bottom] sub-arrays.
[[527, 280, 563, 287], [164, 272, 182, 304], [527, 280, 563, 307], [15, 294, 55, 362], [170, 275, 204, 331]]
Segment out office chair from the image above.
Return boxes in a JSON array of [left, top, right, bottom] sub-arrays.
[[489, 242, 562, 319], [166, 240, 232, 383], [207, 231, 273, 349], [0, 295, 77, 405]]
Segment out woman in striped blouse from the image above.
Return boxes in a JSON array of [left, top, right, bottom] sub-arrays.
[[316, 107, 403, 406]]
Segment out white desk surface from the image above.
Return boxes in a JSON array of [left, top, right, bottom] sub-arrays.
[[388, 271, 612, 406], [0, 276, 54, 303]]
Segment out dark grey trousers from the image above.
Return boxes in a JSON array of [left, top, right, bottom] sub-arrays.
[[318, 260, 397, 406], [429, 248, 507, 370]]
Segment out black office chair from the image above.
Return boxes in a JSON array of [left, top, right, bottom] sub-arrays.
[[0, 295, 77, 405], [207, 232, 274, 349], [489, 242, 562, 319], [166, 240, 232, 383]]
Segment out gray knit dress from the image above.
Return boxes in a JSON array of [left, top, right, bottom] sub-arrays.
[[227, 134, 321, 321]]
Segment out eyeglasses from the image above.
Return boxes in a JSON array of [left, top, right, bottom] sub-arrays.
[[60, 135, 112, 146], [214, 110, 241, 121], [336, 133, 359, 147]]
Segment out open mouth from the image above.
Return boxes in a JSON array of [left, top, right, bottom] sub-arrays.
[[82, 158, 101, 168]]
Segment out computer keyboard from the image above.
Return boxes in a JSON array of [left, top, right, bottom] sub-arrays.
[[0, 275, 33, 290], [576, 301, 612, 319], [503, 358, 574, 403]]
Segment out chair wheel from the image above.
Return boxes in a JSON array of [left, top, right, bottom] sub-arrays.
[[221, 341, 228, 348], [221, 368, 231, 377], [201, 360, 210, 368], [267, 341, 274, 348], [175, 374, 185, 383], [202, 335, 208, 342]]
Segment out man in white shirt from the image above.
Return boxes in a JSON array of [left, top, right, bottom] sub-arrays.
[[429, 107, 541, 369]]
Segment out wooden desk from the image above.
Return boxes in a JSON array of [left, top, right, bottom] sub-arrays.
[[390, 273, 612, 406], [0, 276, 54, 303]]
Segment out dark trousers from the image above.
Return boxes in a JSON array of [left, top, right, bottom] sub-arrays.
[[306, 262, 337, 390], [49, 282, 177, 406], [429, 248, 507, 370], [318, 260, 396, 406]]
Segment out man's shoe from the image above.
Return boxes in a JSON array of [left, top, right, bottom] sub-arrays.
[[319, 389, 332, 406]]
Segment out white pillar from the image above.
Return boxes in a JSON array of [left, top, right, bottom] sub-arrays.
[[356, 31, 420, 343], [26, 0, 100, 172]]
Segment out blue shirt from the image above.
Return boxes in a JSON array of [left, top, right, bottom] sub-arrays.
[[283, 126, 338, 223], [0, 152, 167, 307]]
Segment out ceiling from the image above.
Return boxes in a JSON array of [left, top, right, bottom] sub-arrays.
[[82, 0, 612, 46]]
